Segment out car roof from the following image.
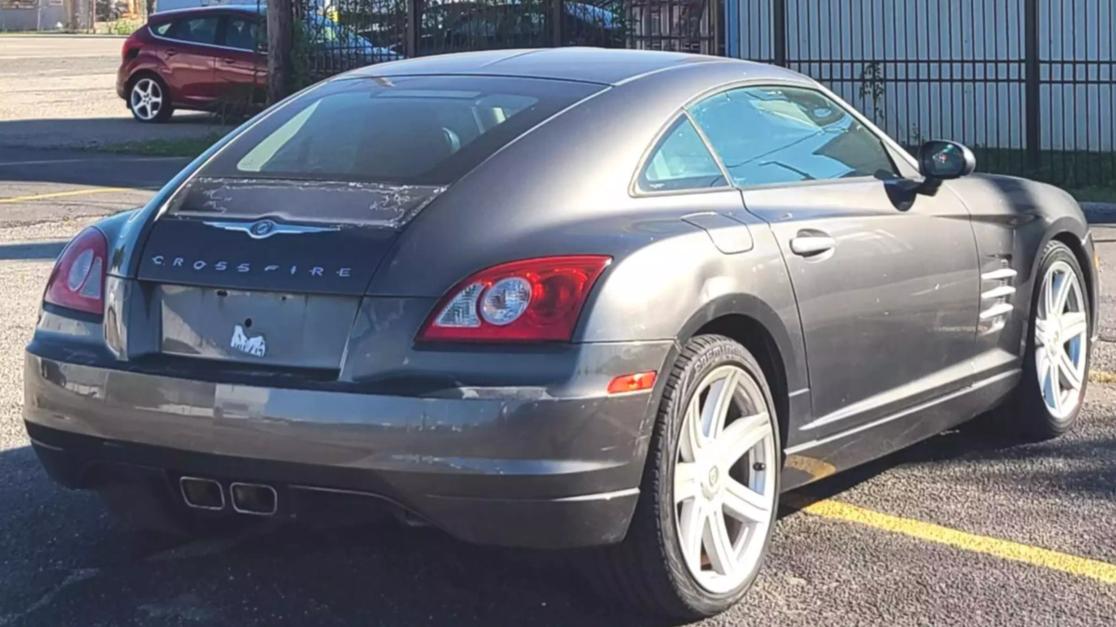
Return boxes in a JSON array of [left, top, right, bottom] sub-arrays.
[[149, 4, 260, 21], [347, 47, 803, 87]]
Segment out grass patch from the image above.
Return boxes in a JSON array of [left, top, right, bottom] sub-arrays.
[[99, 19, 143, 36], [967, 147, 1116, 191], [98, 134, 223, 158]]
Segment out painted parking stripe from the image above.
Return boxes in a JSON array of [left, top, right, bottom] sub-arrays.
[[0, 188, 130, 204], [1089, 369, 1116, 384], [796, 498, 1116, 585]]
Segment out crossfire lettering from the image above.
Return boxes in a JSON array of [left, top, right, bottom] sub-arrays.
[[151, 255, 352, 278]]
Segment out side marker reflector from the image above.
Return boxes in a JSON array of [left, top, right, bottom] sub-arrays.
[[607, 371, 657, 394]]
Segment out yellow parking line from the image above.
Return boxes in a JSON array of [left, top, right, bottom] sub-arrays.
[[1089, 369, 1116, 384], [797, 498, 1116, 585], [0, 188, 130, 205]]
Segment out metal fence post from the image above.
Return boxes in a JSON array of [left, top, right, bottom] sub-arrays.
[[710, 0, 721, 55], [405, 0, 421, 58], [1024, 0, 1041, 171], [772, 0, 787, 66], [266, 0, 293, 104]]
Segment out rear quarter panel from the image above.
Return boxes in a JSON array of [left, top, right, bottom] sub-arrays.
[[367, 64, 813, 440], [119, 27, 166, 97]]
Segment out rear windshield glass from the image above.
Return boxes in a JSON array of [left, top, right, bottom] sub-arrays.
[[168, 75, 601, 227], [201, 75, 601, 186]]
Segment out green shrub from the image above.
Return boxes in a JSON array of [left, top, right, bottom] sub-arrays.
[[103, 19, 142, 36]]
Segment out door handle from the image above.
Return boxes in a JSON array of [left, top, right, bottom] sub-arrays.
[[166, 49, 177, 57], [790, 233, 836, 257], [223, 58, 237, 64]]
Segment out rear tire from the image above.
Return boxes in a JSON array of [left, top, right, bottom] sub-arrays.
[[594, 334, 781, 619], [1003, 240, 1091, 440], [128, 74, 174, 123]]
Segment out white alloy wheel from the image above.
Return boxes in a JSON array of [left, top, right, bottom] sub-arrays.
[[1034, 259, 1089, 420], [130, 77, 164, 122], [673, 364, 777, 594]]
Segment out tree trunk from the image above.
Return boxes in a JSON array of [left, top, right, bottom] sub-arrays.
[[267, 0, 293, 105]]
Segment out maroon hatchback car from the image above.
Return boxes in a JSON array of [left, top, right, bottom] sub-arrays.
[[117, 5, 401, 123], [117, 6, 266, 122]]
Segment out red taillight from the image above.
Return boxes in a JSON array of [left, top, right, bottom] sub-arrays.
[[122, 32, 141, 60], [418, 255, 611, 342], [44, 227, 108, 316]]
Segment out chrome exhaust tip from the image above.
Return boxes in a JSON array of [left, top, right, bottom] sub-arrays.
[[179, 476, 225, 511], [229, 482, 278, 516]]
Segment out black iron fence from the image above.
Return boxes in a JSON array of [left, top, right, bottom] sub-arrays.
[[288, 0, 1113, 188], [730, 0, 1116, 189], [292, 0, 719, 83], [626, 0, 719, 54]]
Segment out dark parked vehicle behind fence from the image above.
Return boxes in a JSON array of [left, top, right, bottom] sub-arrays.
[[293, 0, 717, 82]]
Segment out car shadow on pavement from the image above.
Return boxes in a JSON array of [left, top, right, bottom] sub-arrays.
[[0, 114, 230, 153], [784, 417, 1116, 511], [0, 444, 665, 626], [0, 148, 192, 191], [5, 420, 1112, 625], [0, 241, 66, 261], [0, 116, 230, 190]]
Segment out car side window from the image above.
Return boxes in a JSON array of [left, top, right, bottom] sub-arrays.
[[688, 86, 899, 187], [224, 17, 261, 51], [638, 117, 726, 193], [165, 17, 220, 46]]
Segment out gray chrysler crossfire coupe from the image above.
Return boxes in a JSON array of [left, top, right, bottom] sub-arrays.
[[24, 48, 1097, 618]]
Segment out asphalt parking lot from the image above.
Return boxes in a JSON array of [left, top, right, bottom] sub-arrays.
[[1, 146, 1115, 626]]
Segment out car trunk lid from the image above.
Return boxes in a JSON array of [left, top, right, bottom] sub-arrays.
[[134, 177, 446, 369], [128, 75, 603, 370], [136, 176, 445, 295]]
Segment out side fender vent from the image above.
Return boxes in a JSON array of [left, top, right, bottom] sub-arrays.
[[979, 266, 1018, 335]]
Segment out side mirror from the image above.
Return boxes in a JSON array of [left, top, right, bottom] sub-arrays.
[[918, 140, 976, 180]]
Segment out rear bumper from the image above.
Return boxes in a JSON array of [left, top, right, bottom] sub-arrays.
[[24, 347, 666, 548]]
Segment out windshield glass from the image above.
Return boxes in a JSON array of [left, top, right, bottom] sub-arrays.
[[168, 75, 602, 227], [201, 75, 602, 186]]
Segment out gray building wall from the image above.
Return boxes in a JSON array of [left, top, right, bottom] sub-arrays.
[[0, 0, 72, 31]]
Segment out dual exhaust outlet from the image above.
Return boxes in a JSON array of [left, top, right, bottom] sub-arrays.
[[179, 476, 277, 516]]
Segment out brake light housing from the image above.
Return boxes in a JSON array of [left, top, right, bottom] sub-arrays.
[[44, 227, 108, 316], [418, 255, 611, 342], [122, 32, 141, 60]]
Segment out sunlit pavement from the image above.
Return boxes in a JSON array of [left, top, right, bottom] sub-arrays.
[[0, 36, 230, 150]]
